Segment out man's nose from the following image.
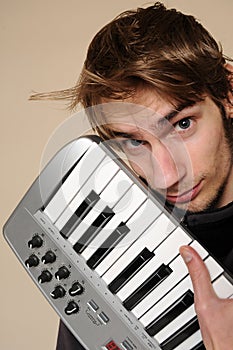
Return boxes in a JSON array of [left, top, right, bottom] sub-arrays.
[[150, 141, 186, 190]]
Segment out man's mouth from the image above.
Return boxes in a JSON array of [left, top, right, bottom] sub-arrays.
[[166, 182, 202, 204]]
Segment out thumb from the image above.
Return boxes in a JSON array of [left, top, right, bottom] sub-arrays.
[[179, 245, 217, 303]]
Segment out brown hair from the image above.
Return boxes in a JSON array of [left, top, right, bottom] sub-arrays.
[[30, 2, 232, 136]]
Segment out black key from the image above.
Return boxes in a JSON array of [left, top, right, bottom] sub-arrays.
[[108, 248, 155, 294], [61, 190, 100, 238], [160, 316, 200, 350], [73, 206, 115, 254], [190, 342, 206, 350], [145, 290, 194, 336], [87, 222, 130, 269], [123, 264, 172, 311]]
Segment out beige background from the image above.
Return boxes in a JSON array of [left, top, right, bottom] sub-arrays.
[[1, 1, 233, 349]]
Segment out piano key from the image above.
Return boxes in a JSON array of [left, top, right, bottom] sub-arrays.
[[116, 226, 192, 303], [55, 158, 120, 233], [67, 170, 133, 245], [212, 274, 233, 298], [155, 304, 196, 343], [81, 184, 148, 261], [102, 213, 176, 285], [189, 340, 206, 350], [86, 223, 130, 269], [73, 206, 115, 253], [123, 264, 172, 311], [60, 190, 100, 237], [44, 142, 106, 223], [141, 275, 193, 328], [108, 248, 155, 294], [173, 330, 203, 350], [159, 316, 199, 350], [145, 290, 194, 336], [132, 249, 223, 319], [95, 199, 162, 276]]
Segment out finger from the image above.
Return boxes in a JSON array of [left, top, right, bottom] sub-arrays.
[[179, 245, 217, 302]]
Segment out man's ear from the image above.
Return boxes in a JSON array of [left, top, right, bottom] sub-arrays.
[[224, 63, 233, 119]]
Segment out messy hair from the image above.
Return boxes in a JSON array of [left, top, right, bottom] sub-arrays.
[[30, 2, 232, 137]]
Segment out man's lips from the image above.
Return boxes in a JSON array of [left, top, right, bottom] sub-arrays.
[[166, 182, 202, 204]]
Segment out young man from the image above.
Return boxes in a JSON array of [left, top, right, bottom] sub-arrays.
[[34, 2, 233, 349]]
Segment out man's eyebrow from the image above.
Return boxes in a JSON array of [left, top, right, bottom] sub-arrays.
[[162, 101, 196, 122], [110, 131, 136, 139]]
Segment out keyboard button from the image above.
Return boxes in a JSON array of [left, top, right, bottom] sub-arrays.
[[82, 184, 147, 262], [87, 222, 130, 269], [56, 156, 119, 232], [73, 206, 115, 253], [159, 316, 199, 350], [123, 264, 172, 311], [96, 199, 161, 277], [108, 248, 154, 294], [102, 213, 175, 286], [68, 170, 132, 246], [145, 290, 194, 336], [44, 141, 104, 223]]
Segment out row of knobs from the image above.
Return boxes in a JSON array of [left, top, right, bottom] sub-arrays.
[[50, 282, 84, 298], [25, 250, 56, 267]]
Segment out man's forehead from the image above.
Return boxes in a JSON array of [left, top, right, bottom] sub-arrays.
[[98, 98, 195, 133], [99, 98, 171, 123]]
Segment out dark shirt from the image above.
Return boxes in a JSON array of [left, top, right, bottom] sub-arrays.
[[56, 202, 233, 350]]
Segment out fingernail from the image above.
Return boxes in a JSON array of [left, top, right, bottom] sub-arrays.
[[180, 247, 193, 264]]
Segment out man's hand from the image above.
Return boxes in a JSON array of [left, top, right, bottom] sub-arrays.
[[179, 245, 233, 350]]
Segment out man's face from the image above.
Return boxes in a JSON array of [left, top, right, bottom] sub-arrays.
[[102, 91, 233, 213]]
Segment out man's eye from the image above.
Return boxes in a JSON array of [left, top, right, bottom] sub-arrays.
[[174, 118, 191, 131], [123, 139, 144, 148]]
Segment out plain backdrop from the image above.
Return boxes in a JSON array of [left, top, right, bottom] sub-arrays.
[[1, 1, 233, 349]]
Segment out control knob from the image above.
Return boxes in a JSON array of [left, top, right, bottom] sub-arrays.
[[65, 301, 79, 315], [42, 251, 56, 264], [55, 266, 70, 280], [50, 286, 66, 299], [69, 282, 84, 296], [38, 270, 53, 283], [28, 235, 43, 249], [25, 254, 39, 268]]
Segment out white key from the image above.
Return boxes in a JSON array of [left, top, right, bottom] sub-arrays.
[[116, 226, 192, 302], [213, 275, 233, 298], [140, 275, 193, 327], [173, 330, 202, 350], [55, 155, 119, 230], [68, 170, 133, 245], [82, 184, 147, 260], [95, 199, 161, 276], [155, 304, 196, 343], [102, 214, 176, 285], [205, 256, 223, 281], [44, 142, 106, 223]]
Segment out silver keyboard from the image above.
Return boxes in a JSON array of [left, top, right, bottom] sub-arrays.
[[3, 135, 233, 350]]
